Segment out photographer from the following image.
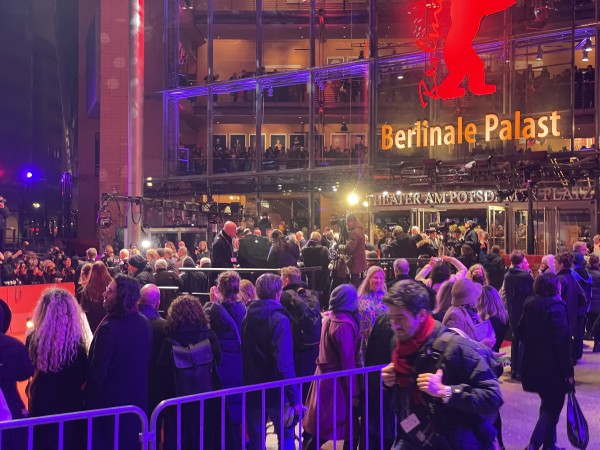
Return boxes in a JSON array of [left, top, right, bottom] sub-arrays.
[[61, 257, 76, 282]]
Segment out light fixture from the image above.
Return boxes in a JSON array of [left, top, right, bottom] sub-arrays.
[[347, 192, 359, 205], [584, 38, 593, 52], [141, 240, 151, 249], [582, 50, 589, 62], [536, 45, 543, 61], [382, 191, 389, 196], [340, 122, 348, 132], [267, 87, 273, 97], [362, 201, 369, 207], [397, 67, 404, 80], [32, 202, 41, 209]]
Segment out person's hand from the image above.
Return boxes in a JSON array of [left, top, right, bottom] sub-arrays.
[[416, 369, 446, 397], [567, 376, 575, 393], [209, 286, 221, 304], [480, 336, 496, 349], [382, 363, 397, 387]]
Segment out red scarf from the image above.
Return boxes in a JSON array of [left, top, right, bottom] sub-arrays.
[[392, 314, 435, 387]]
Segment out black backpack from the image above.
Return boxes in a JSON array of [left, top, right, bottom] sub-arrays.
[[170, 338, 216, 396], [283, 288, 322, 350]]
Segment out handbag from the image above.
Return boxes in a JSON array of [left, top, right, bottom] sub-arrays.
[[0, 387, 12, 421], [567, 391, 589, 449]]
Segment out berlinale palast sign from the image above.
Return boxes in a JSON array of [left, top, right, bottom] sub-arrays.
[[381, 111, 561, 150]]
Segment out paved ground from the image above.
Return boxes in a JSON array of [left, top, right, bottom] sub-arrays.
[[266, 340, 600, 450]]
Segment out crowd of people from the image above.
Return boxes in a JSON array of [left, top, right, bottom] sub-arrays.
[[0, 213, 598, 450]]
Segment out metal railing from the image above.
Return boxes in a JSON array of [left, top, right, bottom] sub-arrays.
[[0, 405, 150, 450], [0, 366, 388, 450]]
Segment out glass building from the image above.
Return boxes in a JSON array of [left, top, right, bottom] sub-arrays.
[[143, 0, 600, 254]]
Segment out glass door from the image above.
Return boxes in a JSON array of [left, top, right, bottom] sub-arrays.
[[417, 208, 441, 232], [487, 206, 506, 251], [556, 208, 592, 253]]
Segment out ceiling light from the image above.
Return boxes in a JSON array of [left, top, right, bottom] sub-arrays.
[[584, 38, 593, 52], [536, 45, 543, 61], [582, 50, 589, 62]]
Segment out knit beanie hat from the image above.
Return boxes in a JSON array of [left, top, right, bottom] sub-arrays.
[[128, 254, 147, 271], [451, 278, 483, 306]]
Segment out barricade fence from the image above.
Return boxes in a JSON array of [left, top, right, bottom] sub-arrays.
[[0, 365, 388, 450]]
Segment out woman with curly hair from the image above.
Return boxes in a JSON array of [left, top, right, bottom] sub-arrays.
[[467, 263, 489, 285], [27, 288, 89, 450], [357, 265, 387, 353], [158, 295, 223, 450], [80, 261, 112, 333]]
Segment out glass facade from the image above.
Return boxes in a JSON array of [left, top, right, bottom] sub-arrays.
[[159, 0, 599, 236]]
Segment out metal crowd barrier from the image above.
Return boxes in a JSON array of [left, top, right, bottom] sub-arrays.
[[0, 366, 388, 450], [0, 405, 149, 450], [150, 365, 387, 450]]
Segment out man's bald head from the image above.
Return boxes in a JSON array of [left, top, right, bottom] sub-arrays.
[[223, 221, 238, 237], [139, 284, 161, 309], [393, 258, 410, 275]]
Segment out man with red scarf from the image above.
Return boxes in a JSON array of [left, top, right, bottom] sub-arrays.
[[381, 280, 503, 449]]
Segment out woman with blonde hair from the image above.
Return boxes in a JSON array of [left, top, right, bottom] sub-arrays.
[[239, 279, 256, 306], [80, 261, 113, 333], [478, 285, 509, 353], [27, 288, 89, 449], [432, 279, 455, 322], [467, 263, 489, 285], [538, 254, 556, 275], [357, 265, 387, 348]]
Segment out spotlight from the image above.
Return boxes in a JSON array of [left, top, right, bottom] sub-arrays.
[[32, 202, 41, 209], [362, 201, 369, 207], [582, 51, 589, 62], [536, 45, 543, 61], [382, 191, 389, 196], [584, 38, 593, 52], [348, 192, 359, 205], [26, 171, 33, 178], [141, 240, 151, 249], [397, 68, 404, 80]]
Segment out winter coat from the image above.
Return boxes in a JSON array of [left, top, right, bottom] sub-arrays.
[[79, 290, 107, 334], [572, 266, 592, 315], [237, 235, 270, 268], [588, 268, 600, 313], [303, 312, 360, 440], [212, 231, 235, 268], [138, 304, 168, 412], [556, 268, 580, 335], [517, 294, 573, 394], [464, 228, 480, 255], [85, 311, 152, 449], [267, 242, 299, 268], [392, 322, 503, 449], [345, 219, 367, 275], [153, 268, 184, 313], [134, 265, 155, 287], [483, 253, 506, 291], [0, 333, 34, 419], [384, 234, 417, 259], [241, 299, 299, 408], [442, 305, 479, 341], [302, 241, 331, 298], [502, 267, 534, 328]]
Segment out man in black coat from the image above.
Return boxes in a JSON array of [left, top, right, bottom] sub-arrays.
[[381, 280, 503, 449], [301, 232, 331, 307], [0, 298, 34, 449], [180, 257, 207, 295], [85, 275, 152, 449], [212, 220, 238, 268], [483, 245, 506, 291], [463, 220, 480, 256], [237, 231, 270, 268], [571, 251, 592, 361], [127, 254, 155, 287], [0, 196, 10, 251], [386, 258, 412, 288], [517, 272, 574, 450], [556, 252, 583, 365], [152, 258, 183, 315], [502, 249, 534, 380], [138, 284, 168, 414], [384, 226, 417, 259], [242, 273, 299, 450]]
